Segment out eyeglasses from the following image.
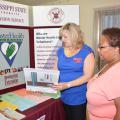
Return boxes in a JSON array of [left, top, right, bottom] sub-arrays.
[[98, 45, 111, 49], [59, 36, 62, 40]]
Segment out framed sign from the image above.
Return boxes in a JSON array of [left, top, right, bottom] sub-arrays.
[[0, 27, 30, 90], [34, 28, 62, 69]]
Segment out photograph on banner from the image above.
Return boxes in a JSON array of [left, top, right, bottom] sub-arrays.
[[34, 28, 62, 69], [0, 28, 30, 90], [23, 68, 59, 93]]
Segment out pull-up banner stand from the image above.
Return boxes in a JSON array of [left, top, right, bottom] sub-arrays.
[[0, 1, 29, 26], [0, 1, 30, 91], [33, 5, 80, 69]]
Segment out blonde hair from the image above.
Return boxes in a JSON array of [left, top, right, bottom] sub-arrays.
[[59, 23, 84, 48]]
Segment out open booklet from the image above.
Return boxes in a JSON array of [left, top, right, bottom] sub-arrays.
[[23, 68, 60, 94]]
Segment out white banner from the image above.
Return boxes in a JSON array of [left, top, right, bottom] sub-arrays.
[[0, 1, 29, 26], [33, 5, 79, 26], [34, 28, 62, 69], [0, 28, 30, 90]]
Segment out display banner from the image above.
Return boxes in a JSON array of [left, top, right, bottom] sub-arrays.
[[0, 1, 29, 26], [33, 5, 79, 69], [33, 5, 79, 26], [0, 28, 30, 90], [34, 28, 62, 69]]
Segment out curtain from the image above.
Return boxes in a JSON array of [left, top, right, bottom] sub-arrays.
[[93, 6, 120, 71]]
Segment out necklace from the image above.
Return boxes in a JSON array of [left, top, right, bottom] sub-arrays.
[[64, 48, 80, 57], [98, 57, 120, 76]]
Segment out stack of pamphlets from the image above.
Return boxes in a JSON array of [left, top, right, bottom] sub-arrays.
[[0, 93, 37, 111]]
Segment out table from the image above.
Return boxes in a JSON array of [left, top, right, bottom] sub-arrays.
[[0, 85, 66, 120], [21, 99, 66, 120]]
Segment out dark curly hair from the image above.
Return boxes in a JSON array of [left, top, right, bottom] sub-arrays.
[[102, 28, 120, 50]]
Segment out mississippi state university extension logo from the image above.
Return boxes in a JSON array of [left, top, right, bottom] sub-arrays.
[[0, 32, 23, 66], [48, 8, 64, 24]]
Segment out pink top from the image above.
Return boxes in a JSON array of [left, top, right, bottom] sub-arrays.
[[87, 62, 120, 120]]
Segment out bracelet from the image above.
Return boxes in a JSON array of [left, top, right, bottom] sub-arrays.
[[67, 82, 71, 88]]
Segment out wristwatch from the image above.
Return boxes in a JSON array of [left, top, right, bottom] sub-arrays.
[[67, 82, 71, 88]]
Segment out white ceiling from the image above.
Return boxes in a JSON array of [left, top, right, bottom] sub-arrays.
[[2, 0, 57, 6]]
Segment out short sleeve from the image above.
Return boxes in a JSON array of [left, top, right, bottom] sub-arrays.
[[98, 63, 120, 100], [82, 44, 95, 60], [57, 47, 63, 56], [84, 44, 94, 54]]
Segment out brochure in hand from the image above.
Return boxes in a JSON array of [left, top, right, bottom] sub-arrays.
[[23, 68, 60, 95]]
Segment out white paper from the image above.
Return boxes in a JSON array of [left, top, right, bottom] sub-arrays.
[[0, 108, 25, 120], [0, 113, 10, 120], [23, 68, 59, 93]]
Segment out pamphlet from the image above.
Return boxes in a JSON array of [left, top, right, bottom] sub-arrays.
[[0, 92, 37, 111], [0, 113, 10, 120], [23, 68, 60, 94], [12, 88, 51, 103], [0, 100, 18, 110], [0, 108, 25, 120]]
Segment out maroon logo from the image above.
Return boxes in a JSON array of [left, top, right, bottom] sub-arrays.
[[48, 8, 64, 24], [73, 58, 82, 63]]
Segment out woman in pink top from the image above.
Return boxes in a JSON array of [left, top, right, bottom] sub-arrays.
[[87, 28, 120, 120]]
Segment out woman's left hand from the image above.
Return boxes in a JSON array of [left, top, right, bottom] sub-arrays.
[[52, 83, 68, 91]]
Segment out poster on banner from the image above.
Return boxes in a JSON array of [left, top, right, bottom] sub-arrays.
[[0, 28, 30, 90], [0, 1, 29, 26], [33, 5, 79, 26], [34, 28, 62, 69], [23, 68, 59, 93]]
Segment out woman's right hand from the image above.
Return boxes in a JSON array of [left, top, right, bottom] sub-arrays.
[[52, 82, 70, 91]]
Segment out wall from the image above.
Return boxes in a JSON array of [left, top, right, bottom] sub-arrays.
[[41, 0, 120, 48]]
